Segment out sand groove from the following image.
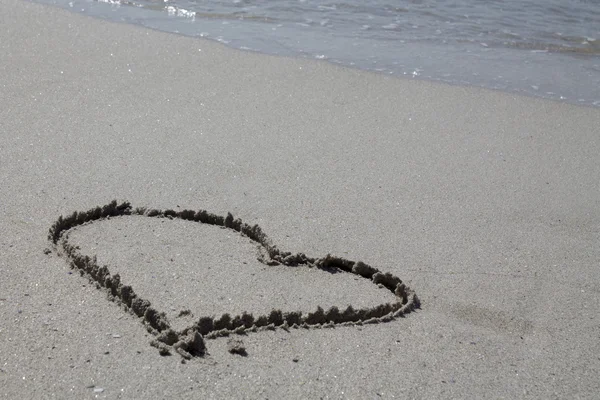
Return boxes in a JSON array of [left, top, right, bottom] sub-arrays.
[[48, 200, 419, 359]]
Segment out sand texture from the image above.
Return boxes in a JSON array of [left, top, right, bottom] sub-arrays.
[[1, 0, 600, 398]]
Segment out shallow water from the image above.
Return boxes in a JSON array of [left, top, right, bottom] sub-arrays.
[[33, 0, 600, 107]]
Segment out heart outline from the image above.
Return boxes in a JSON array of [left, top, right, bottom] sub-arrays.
[[49, 200, 419, 358]]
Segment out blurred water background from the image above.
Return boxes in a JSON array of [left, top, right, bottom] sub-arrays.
[[32, 0, 600, 107]]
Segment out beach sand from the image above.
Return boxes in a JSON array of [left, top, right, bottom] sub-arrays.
[[1, 0, 599, 398]]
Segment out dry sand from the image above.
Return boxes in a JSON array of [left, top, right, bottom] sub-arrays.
[[1, 0, 599, 398]]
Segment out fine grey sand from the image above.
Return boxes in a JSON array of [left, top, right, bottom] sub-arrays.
[[1, 0, 599, 398]]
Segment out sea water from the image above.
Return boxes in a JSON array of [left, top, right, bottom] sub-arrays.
[[33, 0, 600, 107]]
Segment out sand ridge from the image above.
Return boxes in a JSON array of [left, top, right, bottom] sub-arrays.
[[48, 200, 419, 359]]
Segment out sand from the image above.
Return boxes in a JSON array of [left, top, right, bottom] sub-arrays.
[[1, 0, 599, 398]]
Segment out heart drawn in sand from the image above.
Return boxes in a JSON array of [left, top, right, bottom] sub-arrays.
[[48, 201, 419, 359]]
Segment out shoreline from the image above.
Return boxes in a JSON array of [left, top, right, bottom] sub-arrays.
[[31, 0, 600, 109]]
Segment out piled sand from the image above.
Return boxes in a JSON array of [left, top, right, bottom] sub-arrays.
[[51, 201, 415, 357], [1, 0, 599, 398]]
